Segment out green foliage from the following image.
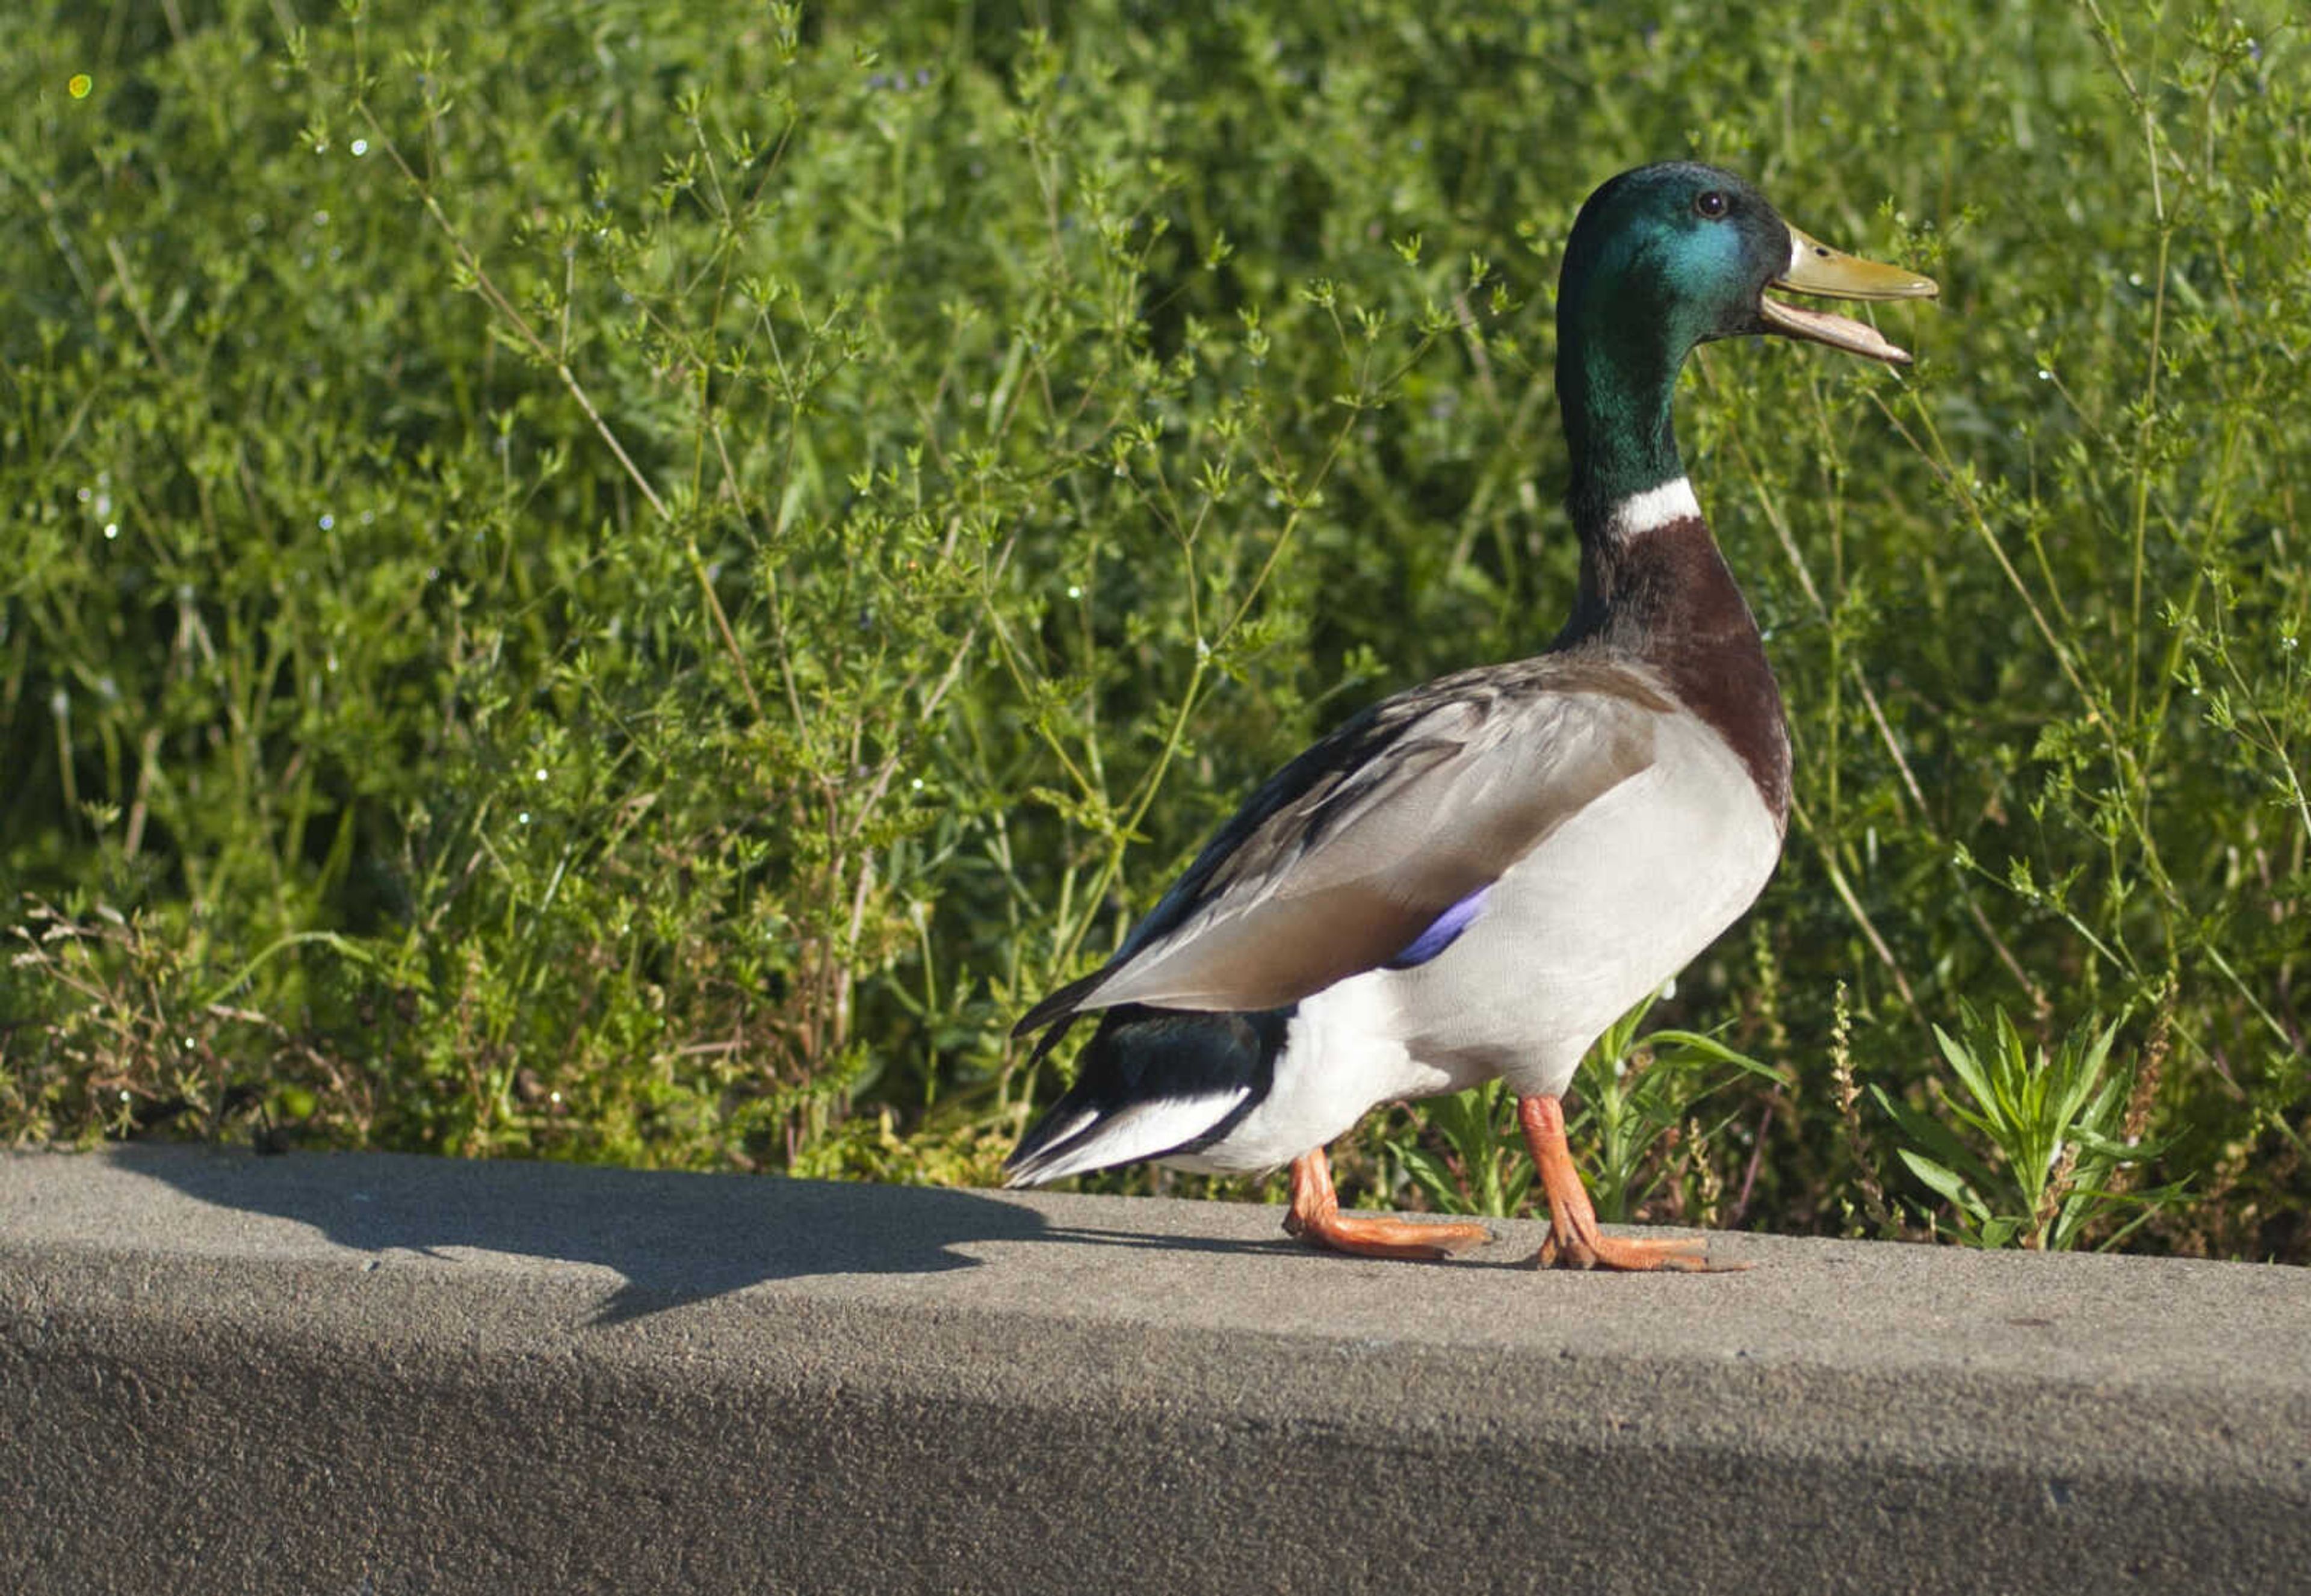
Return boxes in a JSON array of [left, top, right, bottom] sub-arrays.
[[2, 0, 2305, 1258], [1873, 1004, 2178, 1249], [1385, 1081, 1531, 1222]]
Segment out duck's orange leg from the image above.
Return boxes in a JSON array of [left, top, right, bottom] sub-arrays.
[[1518, 1094, 1745, 1273], [1283, 1147, 1491, 1262]]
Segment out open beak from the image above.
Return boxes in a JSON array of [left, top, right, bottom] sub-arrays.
[[1758, 224, 1938, 363]]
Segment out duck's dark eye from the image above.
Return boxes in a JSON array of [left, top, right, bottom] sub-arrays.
[[1695, 190, 1729, 220]]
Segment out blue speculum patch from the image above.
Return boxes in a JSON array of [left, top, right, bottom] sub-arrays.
[[1382, 886, 1490, 970]]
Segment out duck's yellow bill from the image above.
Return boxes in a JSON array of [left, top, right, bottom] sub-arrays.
[[1760, 224, 1938, 363]]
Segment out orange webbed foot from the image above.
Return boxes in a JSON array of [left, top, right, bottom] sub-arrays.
[[1519, 1093, 1750, 1274], [1285, 1149, 1493, 1263], [1533, 1227, 1745, 1273]]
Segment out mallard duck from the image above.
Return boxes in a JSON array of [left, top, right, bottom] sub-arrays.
[[1006, 162, 1936, 1270]]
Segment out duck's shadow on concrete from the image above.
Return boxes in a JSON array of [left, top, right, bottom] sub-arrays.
[[111, 1143, 1320, 1328], [110, 1143, 1163, 1328]]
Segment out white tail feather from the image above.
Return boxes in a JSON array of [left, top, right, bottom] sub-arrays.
[[1003, 1090, 1249, 1187]]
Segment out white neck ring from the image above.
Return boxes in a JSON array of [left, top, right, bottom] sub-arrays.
[[1607, 477, 1701, 539]]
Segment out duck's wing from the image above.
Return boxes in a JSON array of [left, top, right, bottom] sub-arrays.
[[1015, 655, 1672, 1036]]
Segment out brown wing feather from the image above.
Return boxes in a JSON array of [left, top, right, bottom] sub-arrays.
[[1045, 654, 1670, 1018]]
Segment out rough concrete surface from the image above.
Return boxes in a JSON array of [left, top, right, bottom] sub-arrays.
[[2, 1147, 2307, 1594]]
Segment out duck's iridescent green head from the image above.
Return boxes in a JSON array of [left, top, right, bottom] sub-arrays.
[[1555, 162, 1937, 521], [1560, 162, 1936, 365]]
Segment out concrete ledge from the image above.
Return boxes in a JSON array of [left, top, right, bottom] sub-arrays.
[[4, 1148, 2308, 1594]]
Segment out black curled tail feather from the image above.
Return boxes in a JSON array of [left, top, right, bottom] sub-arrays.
[[1012, 965, 1110, 1041], [1004, 1004, 1294, 1186]]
